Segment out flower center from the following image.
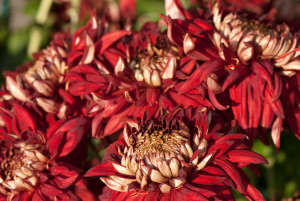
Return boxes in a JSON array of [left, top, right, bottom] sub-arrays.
[[239, 20, 276, 36], [129, 35, 178, 87], [0, 139, 49, 194], [132, 122, 189, 159]]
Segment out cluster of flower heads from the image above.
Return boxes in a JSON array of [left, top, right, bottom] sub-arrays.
[[0, 0, 299, 200]]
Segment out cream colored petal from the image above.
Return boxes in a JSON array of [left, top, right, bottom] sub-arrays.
[[36, 97, 59, 114], [262, 37, 277, 56], [161, 56, 177, 80], [169, 158, 180, 177], [157, 159, 172, 178], [30, 161, 47, 171], [6, 76, 28, 102], [275, 51, 294, 66], [100, 177, 128, 192], [26, 176, 38, 187], [281, 60, 300, 71], [150, 169, 168, 183], [159, 183, 171, 193], [169, 177, 186, 188], [184, 143, 194, 158], [191, 155, 199, 166], [135, 69, 144, 82], [151, 70, 162, 87], [180, 145, 189, 161], [258, 35, 271, 53], [143, 67, 152, 86], [112, 163, 134, 176], [140, 176, 148, 191], [110, 175, 136, 185]]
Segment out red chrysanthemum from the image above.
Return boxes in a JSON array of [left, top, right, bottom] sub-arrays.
[[65, 12, 219, 138], [0, 104, 94, 200], [4, 31, 84, 120], [86, 107, 267, 201], [165, 1, 300, 148]]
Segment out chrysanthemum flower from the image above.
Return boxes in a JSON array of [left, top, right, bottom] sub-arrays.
[[86, 108, 267, 201], [4, 31, 81, 119], [212, 3, 299, 75], [166, 1, 300, 147], [0, 104, 94, 200], [65, 11, 218, 137]]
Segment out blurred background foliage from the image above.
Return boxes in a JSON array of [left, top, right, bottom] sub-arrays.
[[0, 0, 300, 200]]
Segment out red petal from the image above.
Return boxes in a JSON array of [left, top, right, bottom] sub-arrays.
[[184, 183, 217, 198], [58, 124, 86, 157], [208, 89, 228, 110], [190, 173, 226, 185], [13, 104, 37, 131], [145, 191, 160, 201], [32, 190, 46, 201], [265, 87, 285, 119], [54, 173, 79, 189], [175, 185, 209, 201], [40, 183, 63, 196], [247, 81, 261, 141], [46, 131, 65, 157], [226, 150, 268, 164], [92, 111, 104, 138], [99, 31, 131, 54], [158, 94, 174, 110], [168, 91, 199, 108], [56, 117, 89, 133], [85, 163, 117, 177], [214, 158, 243, 192], [46, 119, 64, 139], [146, 88, 160, 107], [74, 185, 96, 201], [222, 64, 249, 91], [261, 101, 275, 130], [244, 183, 266, 201], [50, 165, 70, 175], [272, 73, 282, 102], [251, 61, 272, 89]]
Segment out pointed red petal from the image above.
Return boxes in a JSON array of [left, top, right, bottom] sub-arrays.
[[214, 158, 243, 192], [13, 104, 37, 132], [99, 31, 131, 54], [190, 173, 226, 185], [40, 183, 63, 196], [244, 183, 266, 201], [85, 163, 117, 177], [226, 150, 268, 164]]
